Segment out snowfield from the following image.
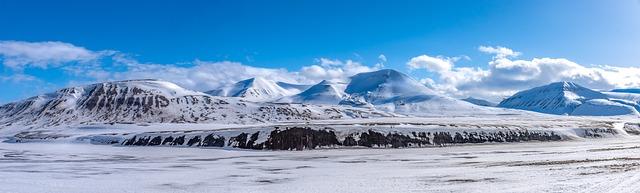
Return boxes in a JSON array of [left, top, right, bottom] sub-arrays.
[[3, 137, 640, 193]]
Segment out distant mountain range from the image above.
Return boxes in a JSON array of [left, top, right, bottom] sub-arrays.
[[210, 69, 494, 115], [0, 79, 392, 129], [2, 69, 639, 130]]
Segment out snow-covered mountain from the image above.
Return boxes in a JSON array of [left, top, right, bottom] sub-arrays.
[[277, 80, 347, 105], [339, 69, 487, 115], [0, 79, 391, 130], [461, 97, 497, 107], [205, 77, 309, 101], [499, 81, 639, 116]]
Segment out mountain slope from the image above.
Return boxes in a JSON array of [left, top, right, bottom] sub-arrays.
[[206, 77, 308, 101], [343, 69, 436, 103], [277, 80, 347, 105], [499, 81, 638, 116], [462, 97, 497, 107], [571, 99, 639, 116], [0, 79, 392, 130], [340, 69, 488, 115]]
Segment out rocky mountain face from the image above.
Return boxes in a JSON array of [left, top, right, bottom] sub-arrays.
[[117, 123, 622, 150]]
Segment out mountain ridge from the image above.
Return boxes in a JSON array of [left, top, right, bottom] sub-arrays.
[[206, 77, 309, 101]]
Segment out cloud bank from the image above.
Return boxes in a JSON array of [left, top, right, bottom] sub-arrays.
[[0, 40, 380, 94], [408, 46, 640, 101]]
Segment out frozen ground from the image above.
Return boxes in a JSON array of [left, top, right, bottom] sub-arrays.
[[2, 137, 640, 193]]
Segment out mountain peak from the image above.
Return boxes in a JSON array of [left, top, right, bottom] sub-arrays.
[[545, 81, 583, 91], [498, 81, 608, 115], [206, 77, 306, 101], [277, 80, 346, 105], [339, 69, 488, 114], [345, 69, 431, 96], [236, 77, 269, 87], [105, 78, 162, 83]]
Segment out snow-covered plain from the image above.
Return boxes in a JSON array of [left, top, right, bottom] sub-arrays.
[[2, 137, 640, 193]]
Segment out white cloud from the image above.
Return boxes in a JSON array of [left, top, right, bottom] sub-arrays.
[[300, 58, 379, 83], [411, 46, 640, 102], [0, 74, 38, 83], [478, 46, 521, 59], [0, 40, 382, 94], [375, 54, 387, 68], [106, 59, 300, 91], [44, 52, 378, 92], [104, 57, 378, 91], [378, 54, 387, 63], [0, 41, 109, 70], [316, 58, 343, 67], [407, 55, 455, 73]]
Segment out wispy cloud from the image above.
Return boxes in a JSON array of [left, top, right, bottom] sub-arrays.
[[478, 45, 521, 59], [301, 58, 380, 83], [0, 41, 113, 70]]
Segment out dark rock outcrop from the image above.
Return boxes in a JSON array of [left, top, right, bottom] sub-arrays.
[[121, 126, 568, 150]]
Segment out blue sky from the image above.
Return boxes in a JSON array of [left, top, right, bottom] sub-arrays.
[[1, 0, 640, 104]]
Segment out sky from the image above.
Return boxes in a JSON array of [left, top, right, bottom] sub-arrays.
[[1, 0, 640, 104]]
